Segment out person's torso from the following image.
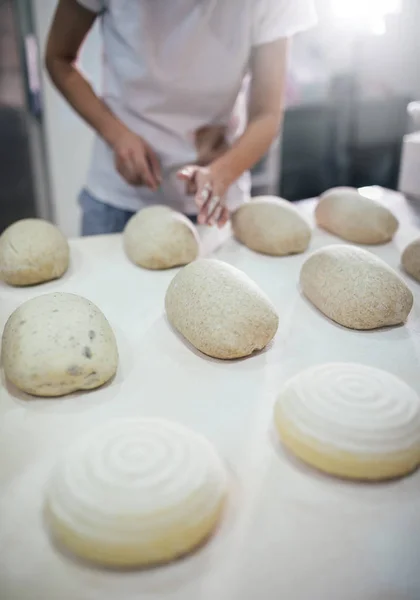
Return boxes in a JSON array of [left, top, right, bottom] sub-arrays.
[[87, 0, 254, 212]]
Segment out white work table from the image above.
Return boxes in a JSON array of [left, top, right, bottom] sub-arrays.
[[1, 187, 420, 600]]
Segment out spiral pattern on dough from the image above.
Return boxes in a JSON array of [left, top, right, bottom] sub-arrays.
[[46, 419, 227, 563], [275, 363, 420, 454]]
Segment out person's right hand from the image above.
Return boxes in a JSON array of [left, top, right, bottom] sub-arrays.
[[113, 129, 161, 189]]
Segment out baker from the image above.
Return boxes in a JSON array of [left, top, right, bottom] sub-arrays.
[[45, 0, 316, 235]]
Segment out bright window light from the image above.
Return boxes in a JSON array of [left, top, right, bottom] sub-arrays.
[[331, 0, 402, 33], [331, 0, 401, 19]]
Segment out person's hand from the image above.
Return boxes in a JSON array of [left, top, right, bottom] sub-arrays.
[[177, 165, 230, 227], [113, 129, 161, 189]]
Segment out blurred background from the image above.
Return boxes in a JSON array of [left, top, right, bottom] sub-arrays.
[[1, 0, 420, 236]]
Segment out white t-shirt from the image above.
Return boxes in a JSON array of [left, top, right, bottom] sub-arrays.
[[77, 0, 317, 213]]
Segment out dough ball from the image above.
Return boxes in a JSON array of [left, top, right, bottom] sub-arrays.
[[300, 245, 413, 330], [402, 238, 420, 282], [123, 205, 199, 270], [2, 292, 118, 397], [165, 258, 279, 359], [0, 219, 69, 286], [274, 363, 420, 480], [46, 418, 228, 567], [315, 187, 398, 244], [231, 196, 311, 256]]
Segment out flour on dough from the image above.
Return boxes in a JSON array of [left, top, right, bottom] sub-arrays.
[[315, 187, 398, 244], [0, 218, 69, 286], [300, 245, 413, 329], [402, 237, 420, 283], [2, 292, 118, 396], [46, 418, 228, 567], [231, 196, 311, 256], [165, 258, 279, 359], [123, 205, 199, 270], [274, 363, 420, 480]]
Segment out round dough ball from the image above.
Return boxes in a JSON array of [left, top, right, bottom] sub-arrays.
[[46, 418, 228, 567], [274, 363, 420, 480], [315, 187, 398, 244], [123, 206, 199, 270], [300, 245, 413, 330], [0, 219, 69, 286], [165, 258, 279, 359], [402, 238, 420, 283], [231, 196, 311, 256], [2, 292, 118, 397]]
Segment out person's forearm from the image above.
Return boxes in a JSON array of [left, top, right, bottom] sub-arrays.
[[210, 112, 281, 188], [46, 57, 127, 147]]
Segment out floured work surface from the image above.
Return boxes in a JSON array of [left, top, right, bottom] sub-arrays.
[[1, 189, 420, 600]]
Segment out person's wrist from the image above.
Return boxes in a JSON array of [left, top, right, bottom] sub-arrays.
[[209, 155, 237, 191], [101, 118, 129, 149]]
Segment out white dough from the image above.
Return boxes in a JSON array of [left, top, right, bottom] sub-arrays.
[[46, 418, 228, 567], [300, 245, 413, 329], [274, 363, 420, 480], [0, 218, 69, 286], [165, 258, 279, 359], [231, 196, 311, 256], [123, 205, 199, 270], [2, 293, 118, 397], [315, 187, 398, 244]]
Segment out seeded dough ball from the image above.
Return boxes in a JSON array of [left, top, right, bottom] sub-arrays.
[[315, 187, 398, 244], [300, 245, 413, 329], [274, 363, 420, 480], [0, 219, 69, 286], [123, 206, 199, 270], [165, 258, 279, 359], [402, 238, 420, 283], [232, 196, 311, 256], [2, 292, 118, 396], [46, 418, 228, 566]]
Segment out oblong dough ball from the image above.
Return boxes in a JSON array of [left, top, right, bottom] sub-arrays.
[[300, 245, 413, 330], [402, 238, 420, 282], [123, 205, 199, 270], [46, 418, 228, 567], [274, 363, 420, 480], [0, 219, 69, 286], [165, 258, 279, 359], [231, 196, 311, 256], [315, 187, 398, 244], [2, 292, 118, 396]]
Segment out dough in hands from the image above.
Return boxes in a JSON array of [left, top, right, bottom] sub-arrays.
[[2, 292, 118, 397], [231, 196, 311, 256], [300, 245, 413, 329], [46, 418, 228, 567], [315, 187, 398, 244], [123, 205, 199, 270], [274, 363, 420, 480], [402, 237, 420, 282], [165, 258, 279, 359], [0, 218, 69, 286]]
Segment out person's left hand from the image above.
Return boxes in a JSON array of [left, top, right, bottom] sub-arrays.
[[177, 165, 230, 227]]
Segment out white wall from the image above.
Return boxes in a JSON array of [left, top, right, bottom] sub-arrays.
[[33, 0, 102, 237]]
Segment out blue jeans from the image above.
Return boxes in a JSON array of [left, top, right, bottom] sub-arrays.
[[79, 189, 197, 236]]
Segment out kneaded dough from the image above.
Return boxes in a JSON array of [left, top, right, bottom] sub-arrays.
[[300, 245, 413, 329], [0, 218, 69, 286], [274, 363, 420, 480], [402, 238, 420, 282], [123, 205, 199, 270], [165, 258, 279, 359], [46, 418, 228, 567], [231, 196, 311, 256], [2, 292, 118, 396], [315, 187, 398, 244]]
